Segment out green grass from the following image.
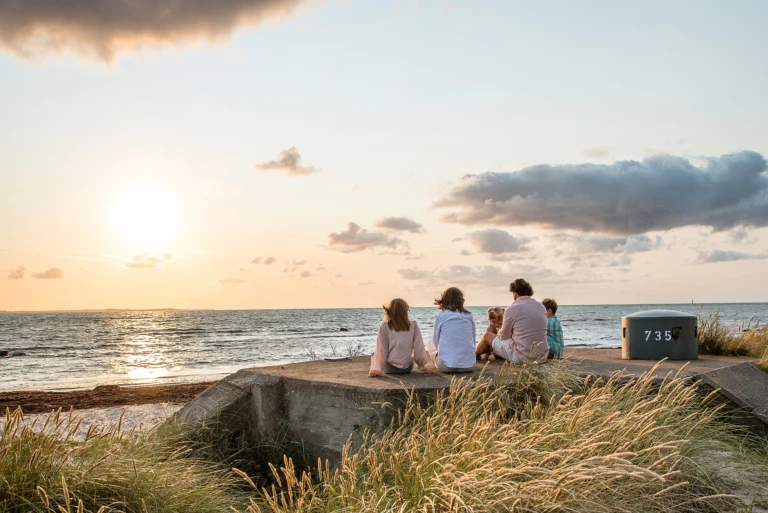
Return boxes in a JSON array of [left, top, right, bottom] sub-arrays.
[[4, 361, 768, 512], [698, 312, 768, 371]]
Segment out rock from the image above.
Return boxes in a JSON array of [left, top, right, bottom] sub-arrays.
[[9, 351, 27, 357], [0, 350, 8, 358], [339, 328, 349, 332]]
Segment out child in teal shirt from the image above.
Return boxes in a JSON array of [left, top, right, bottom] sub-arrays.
[[542, 298, 564, 359]]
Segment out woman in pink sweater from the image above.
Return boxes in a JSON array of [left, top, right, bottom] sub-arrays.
[[369, 298, 433, 377]]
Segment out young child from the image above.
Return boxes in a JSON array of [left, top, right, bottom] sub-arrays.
[[476, 307, 504, 360], [541, 298, 564, 359], [369, 298, 432, 377]]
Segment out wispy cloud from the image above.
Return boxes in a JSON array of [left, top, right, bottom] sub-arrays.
[[0, 0, 314, 62], [219, 277, 248, 284], [125, 252, 173, 269], [254, 147, 321, 176], [374, 216, 425, 233], [283, 259, 307, 273], [327, 222, 408, 253], [251, 256, 277, 265], [7, 266, 26, 279], [32, 267, 63, 279], [300, 270, 313, 278], [436, 151, 768, 235], [696, 249, 768, 264]]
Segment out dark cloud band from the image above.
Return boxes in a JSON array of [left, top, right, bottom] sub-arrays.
[[435, 151, 768, 236], [0, 0, 310, 61]]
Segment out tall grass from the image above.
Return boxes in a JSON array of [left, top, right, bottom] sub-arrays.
[[0, 408, 243, 513], [698, 312, 768, 370], [246, 361, 746, 513], [3, 361, 767, 512]]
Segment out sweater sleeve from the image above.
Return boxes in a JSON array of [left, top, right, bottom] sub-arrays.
[[370, 323, 390, 373], [412, 321, 429, 368]]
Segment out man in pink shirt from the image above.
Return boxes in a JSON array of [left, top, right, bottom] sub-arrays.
[[491, 278, 549, 364]]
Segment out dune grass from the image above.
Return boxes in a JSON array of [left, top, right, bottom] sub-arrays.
[[244, 361, 754, 513], [0, 408, 245, 513], [698, 312, 768, 371], [3, 361, 768, 512]]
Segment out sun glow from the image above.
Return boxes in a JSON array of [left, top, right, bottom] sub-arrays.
[[113, 185, 180, 248]]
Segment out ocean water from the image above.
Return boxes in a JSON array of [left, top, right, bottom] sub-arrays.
[[0, 303, 765, 391]]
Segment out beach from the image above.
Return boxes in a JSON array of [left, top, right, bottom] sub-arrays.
[[0, 381, 213, 436]]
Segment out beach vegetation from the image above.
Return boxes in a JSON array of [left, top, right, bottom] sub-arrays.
[[698, 312, 768, 371], [3, 361, 768, 512]]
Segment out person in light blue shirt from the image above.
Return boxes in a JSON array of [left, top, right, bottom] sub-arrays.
[[429, 287, 477, 373], [542, 298, 564, 359]]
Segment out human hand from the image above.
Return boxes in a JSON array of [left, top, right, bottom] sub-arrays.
[[368, 370, 382, 378]]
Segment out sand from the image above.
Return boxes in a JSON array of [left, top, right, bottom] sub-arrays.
[[0, 381, 215, 438]]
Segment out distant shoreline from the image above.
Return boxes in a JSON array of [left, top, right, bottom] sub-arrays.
[[2, 302, 767, 313]]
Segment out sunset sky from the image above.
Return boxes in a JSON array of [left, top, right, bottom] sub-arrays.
[[2, 0, 768, 311]]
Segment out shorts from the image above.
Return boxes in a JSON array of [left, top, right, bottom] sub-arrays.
[[492, 337, 524, 364]]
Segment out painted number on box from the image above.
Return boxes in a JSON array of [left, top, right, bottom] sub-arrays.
[[645, 330, 672, 342]]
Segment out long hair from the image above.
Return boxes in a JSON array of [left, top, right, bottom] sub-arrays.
[[383, 298, 411, 332], [434, 287, 469, 314]]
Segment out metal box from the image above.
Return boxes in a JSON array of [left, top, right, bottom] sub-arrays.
[[621, 309, 698, 360]]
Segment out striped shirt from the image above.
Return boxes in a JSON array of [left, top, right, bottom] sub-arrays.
[[546, 315, 564, 358]]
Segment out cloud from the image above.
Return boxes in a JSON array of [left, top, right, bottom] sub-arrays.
[[252, 256, 277, 265], [283, 259, 307, 273], [0, 0, 313, 62], [327, 222, 408, 253], [465, 229, 532, 257], [374, 217, 425, 233], [314, 264, 325, 271], [584, 147, 612, 158], [239, 268, 248, 272], [299, 270, 313, 278], [8, 266, 26, 279], [436, 151, 768, 236], [551, 233, 663, 255], [357, 280, 376, 286], [125, 252, 173, 269], [405, 253, 424, 260], [696, 249, 768, 264], [549, 233, 661, 268], [32, 267, 63, 279], [459, 249, 473, 256], [219, 278, 248, 284], [334, 273, 343, 278], [565, 254, 633, 268], [729, 229, 750, 244], [254, 147, 320, 176]]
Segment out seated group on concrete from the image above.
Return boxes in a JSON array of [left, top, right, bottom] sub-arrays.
[[368, 278, 564, 377]]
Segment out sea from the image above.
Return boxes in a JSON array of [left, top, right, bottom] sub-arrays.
[[0, 303, 765, 391]]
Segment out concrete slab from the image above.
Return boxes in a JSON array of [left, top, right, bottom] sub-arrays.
[[176, 349, 768, 459]]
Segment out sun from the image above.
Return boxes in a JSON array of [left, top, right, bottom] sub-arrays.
[[113, 185, 179, 248]]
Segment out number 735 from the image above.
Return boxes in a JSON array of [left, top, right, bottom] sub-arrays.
[[645, 330, 671, 341]]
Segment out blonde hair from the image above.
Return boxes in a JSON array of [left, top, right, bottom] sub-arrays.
[[383, 298, 411, 332]]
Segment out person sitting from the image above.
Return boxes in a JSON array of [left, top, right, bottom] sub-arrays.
[[491, 278, 549, 364], [369, 298, 432, 377], [476, 307, 504, 360], [542, 297, 564, 359], [429, 287, 477, 373]]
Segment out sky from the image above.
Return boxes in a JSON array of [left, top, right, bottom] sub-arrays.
[[2, 0, 768, 311]]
